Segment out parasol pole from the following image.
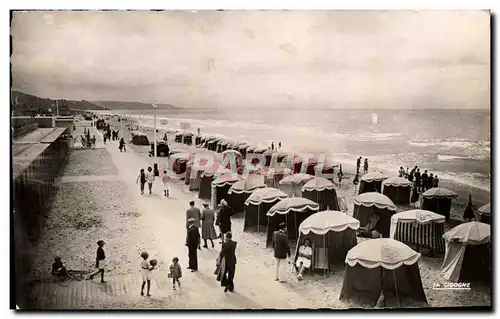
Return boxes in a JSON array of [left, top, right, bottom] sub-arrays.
[[323, 233, 327, 277], [257, 204, 260, 232], [393, 270, 401, 307]]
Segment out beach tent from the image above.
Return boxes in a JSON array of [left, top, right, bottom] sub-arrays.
[[261, 149, 275, 167], [278, 173, 315, 197], [187, 159, 220, 191], [263, 167, 293, 189], [207, 139, 218, 151], [182, 132, 193, 145], [222, 149, 244, 172], [301, 177, 340, 211], [441, 222, 491, 283], [313, 160, 339, 181], [211, 173, 244, 211], [169, 153, 190, 177], [199, 166, 224, 200], [174, 133, 182, 143], [421, 188, 458, 220], [477, 203, 491, 224], [266, 197, 320, 247], [296, 210, 359, 273], [244, 187, 288, 232], [390, 210, 446, 253], [353, 192, 397, 238], [382, 177, 413, 205], [237, 143, 250, 159], [130, 131, 150, 145], [358, 172, 389, 195], [291, 156, 317, 175], [228, 176, 266, 214], [195, 136, 202, 146], [340, 238, 428, 308]]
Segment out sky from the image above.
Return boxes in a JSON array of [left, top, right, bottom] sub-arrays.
[[11, 10, 490, 109]]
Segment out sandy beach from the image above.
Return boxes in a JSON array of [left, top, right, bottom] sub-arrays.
[[23, 119, 490, 309]]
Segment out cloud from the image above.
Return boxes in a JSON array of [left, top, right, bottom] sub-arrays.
[[11, 10, 490, 109]]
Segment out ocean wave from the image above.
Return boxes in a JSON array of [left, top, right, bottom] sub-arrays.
[[437, 155, 463, 161]]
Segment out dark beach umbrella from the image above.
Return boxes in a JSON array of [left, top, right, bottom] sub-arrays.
[[301, 177, 340, 211], [421, 188, 458, 221], [359, 172, 389, 195]]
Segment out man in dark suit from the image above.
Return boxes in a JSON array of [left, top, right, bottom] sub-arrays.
[[272, 222, 291, 282], [186, 218, 200, 272], [220, 232, 237, 292]]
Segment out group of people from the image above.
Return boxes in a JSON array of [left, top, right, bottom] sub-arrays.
[[269, 141, 282, 150], [400, 166, 439, 191], [136, 166, 170, 196], [356, 156, 369, 175]]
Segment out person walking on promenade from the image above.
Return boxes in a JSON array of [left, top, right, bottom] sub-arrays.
[[363, 158, 369, 174], [421, 170, 428, 192], [140, 251, 152, 296], [136, 169, 146, 195], [145, 167, 155, 195], [186, 201, 201, 229], [201, 203, 217, 248], [216, 199, 234, 244], [356, 157, 362, 174], [169, 257, 182, 290], [186, 218, 200, 272], [89, 240, 107, 283], [414, 168, 421, 192], [433, 175, 439, 188], [162, 170, 170, 197], [337, 165, 343, 186], [119, 137, 126, 152], [273, 222, 291, 282], [219, 232, 237, 292]]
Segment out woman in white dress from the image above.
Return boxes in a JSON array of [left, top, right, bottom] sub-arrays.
[[140, 252, 151, 296], [296, 238, 313, 280]]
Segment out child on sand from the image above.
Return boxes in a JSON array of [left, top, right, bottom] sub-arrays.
[[51, 256, 68, 278], [162, 170, 170, 197], [169, 257, 182, 290], [89, 240, 107, 283], [140, 252, 156, 296]]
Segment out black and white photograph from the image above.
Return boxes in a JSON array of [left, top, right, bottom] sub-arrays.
[[10, 8, 492, 310]]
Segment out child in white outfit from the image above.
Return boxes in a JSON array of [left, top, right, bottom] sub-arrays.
[[162, 170, 170, 197]]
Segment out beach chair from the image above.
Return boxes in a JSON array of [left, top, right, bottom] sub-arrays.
[[356, 214, 380, 238]]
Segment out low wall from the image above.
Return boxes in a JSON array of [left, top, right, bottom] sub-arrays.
[[12, 116, 55, 129]]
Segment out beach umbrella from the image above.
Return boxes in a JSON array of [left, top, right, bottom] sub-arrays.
[[477, 203, 491, 224], [296, 210, 359, 274], [382, 177, 412, 205], [302, 177, 339, 211], [353, 192, 397, 238], [421, 187, 458, 220], [441, 222, 491, 283], [390, 209, 445, 253], [266, 197, 320, 246], [359, 172, 389, 194], [211, 173, 244, 210], [279, 173, 315, 197], [227, 176, 266, 215], [244, 187, 288, 232], [340, 238, 427, 307]]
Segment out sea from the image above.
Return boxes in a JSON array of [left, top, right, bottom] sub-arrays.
[[101, 108, 491, 192]]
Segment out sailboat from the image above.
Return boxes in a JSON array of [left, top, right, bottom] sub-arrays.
[[371, 113, 378, 125]]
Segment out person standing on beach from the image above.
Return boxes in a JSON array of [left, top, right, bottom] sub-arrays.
[[140, 251, 152, 296], [91, 135, 96, 149], [271, 142, 274, 150], [201, 203, 217, 248], [186, 218, 200, 272], [421, 170, 428, 192], [136, 169, 146, 195], [337, 165, 344, 186], [163, 133, 168, 141], [119, 137, 126, 152], [433, 175, 439, 188], [162, 170, 170, 197], [428, 173, 434, 189], [415, 168, 421, 191], [89, 240, 107, 283], [356, 157, 362, 174], [219, 232, 237, 292], [278, 142, 282, 149], [217, 199, 234, 244], [363, 159, 369, 174], [145, 167, 155, 195], [273, 222, 290, 282]]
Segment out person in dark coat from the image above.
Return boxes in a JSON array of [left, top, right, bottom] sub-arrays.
[[273, 222, 291, 282], [186, 201, 201, 229], [363, 158, 369, 174], [414, 168, 421, 191], [356, 157, 362, 174], [201, 203, 217, 248], [427, 173, 434, 190], [433, 175, 439, 188], [216, 199, 234, 244], [410, 182, 420, 207], [409, 166, 417, 182], [219, 232, 237, 292], [186, 219, 200, 272], [421, 170, 428, 192]]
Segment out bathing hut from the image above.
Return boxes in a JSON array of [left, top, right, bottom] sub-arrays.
[[228, 176, 266, 214], [477, 203, 491, 224], [169, 153, 190, 177], [182, 132, 193, 145], [130, 131, 150, 145], [266, 197, 319, 247], [296, 210, 359, 274], [353, 192, 397, 238], [301, 177, 340, 211], [382, 177, 412, 205], [421, 188, 458, 220], [211, 173, 243, 211], [358, 172, 389, 194], [222, 149, 243, 172], [390, 210, 446, 253], [199, 166, 223, 200], [244, 187, 288, 232], [441, 221, 491, 284], [340, 238, 427, 307], [279, 173, 315, 197]]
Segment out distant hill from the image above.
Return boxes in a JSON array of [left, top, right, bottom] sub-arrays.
[[92, 101, 180, 110], [11, 90, 106, 116]]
